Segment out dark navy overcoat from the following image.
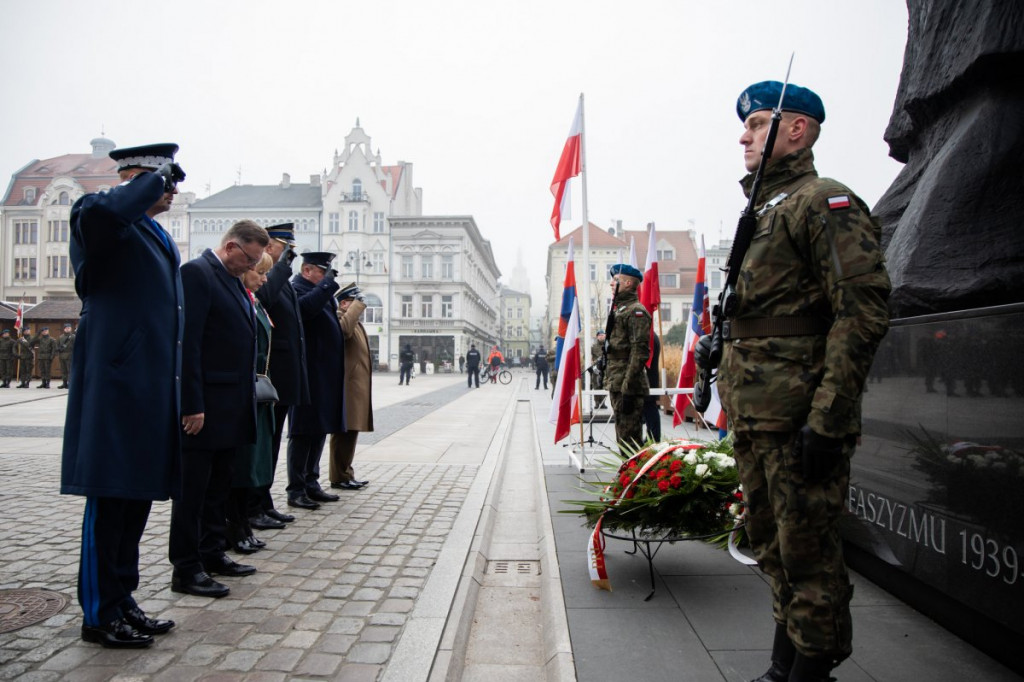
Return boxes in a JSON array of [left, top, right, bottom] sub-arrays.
[[180, 249, 257, 451], [255, 255, 310, 407], [60, 173, 184, 500], [287, 273, 345, 435]]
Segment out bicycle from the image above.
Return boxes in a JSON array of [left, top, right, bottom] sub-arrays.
[[481, 365, 512, 385]]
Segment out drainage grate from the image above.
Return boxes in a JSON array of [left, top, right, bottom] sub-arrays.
[[0, 589, 70, 634], [487, 560, 541, 576]]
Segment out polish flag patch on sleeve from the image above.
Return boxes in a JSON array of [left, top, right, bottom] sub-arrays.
[[827, 195, 851, 210]]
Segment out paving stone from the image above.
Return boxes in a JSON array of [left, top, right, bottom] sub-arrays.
[[346, 643, 392, 665], [215, 649, 264, 672], [295, 652, 343, 676], [254, 648, 304, 672], [359, 625, 400, 643]]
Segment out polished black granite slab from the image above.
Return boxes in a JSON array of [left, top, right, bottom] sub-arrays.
[[853, 303, 1024, 637]]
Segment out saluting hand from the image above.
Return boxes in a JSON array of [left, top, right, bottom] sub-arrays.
[[182, 413, 205, 436]]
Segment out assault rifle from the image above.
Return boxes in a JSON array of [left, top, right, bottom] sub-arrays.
[[694, 55, 793, 412]]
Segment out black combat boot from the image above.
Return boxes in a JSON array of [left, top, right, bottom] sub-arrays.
[[788, 653, 836, 682], [750, 622, 795, 682]]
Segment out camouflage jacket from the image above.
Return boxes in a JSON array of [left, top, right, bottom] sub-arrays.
[[0, 337, 12, 360], [719, 148, 891, 437], [35, 335, 58, 360], [603, 289, 652, 396], [58, 332, 76, 359]]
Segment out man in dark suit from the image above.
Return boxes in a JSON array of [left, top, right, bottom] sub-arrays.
[[169, 220, 269, 599], [61, 143, 186, 648], [248, 224, 309, 530], [286, 252, 344, 510]]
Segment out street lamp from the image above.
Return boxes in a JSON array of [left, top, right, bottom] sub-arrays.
[[343, 249, 374, 280]]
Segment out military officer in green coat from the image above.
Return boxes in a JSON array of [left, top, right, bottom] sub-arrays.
[[34, 326, 58, 388], [57, 324, 75, 389], [602, 263, 652, 449], [720, 81, 891, 682], [0, 329, 14, 387]]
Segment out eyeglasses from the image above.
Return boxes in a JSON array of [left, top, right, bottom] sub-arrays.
[[231, 241, 263, 267]]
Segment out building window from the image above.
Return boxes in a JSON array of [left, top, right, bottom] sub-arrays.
[[48, 220, 70, 242], [421, 295, 433, 318], [364, 293, 383, 324], [657, 248, 675, 261], [401, 255, 414, 278], [170, 219, 182, 240], [352, 178, 362, 199], [441, 295, 454, 318], [517, 307, 523, 318], [14, 221, 38, 244], [48, 255, 71, 278], [328, 212, 340, 233], [373, 211, 385, 233], [58, 191, 70, 205], [401, 295, 413, 318], [348, 210, 359, 231], [421, 256, 434, 279], [24, 187, 36, 203], [590, 263, 597, 281], [659, 273, 678, 288], [372, 251, 385, 274], [14, 258, 37, 280], [659, 303, 672, 322], [710, 270, 721, 289], [441, 254, 454, 279]]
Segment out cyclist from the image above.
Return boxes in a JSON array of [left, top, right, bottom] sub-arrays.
[[485, 346, 504, 383]]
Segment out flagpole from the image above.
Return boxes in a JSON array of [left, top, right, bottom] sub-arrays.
[[578, 92, 592, 397]]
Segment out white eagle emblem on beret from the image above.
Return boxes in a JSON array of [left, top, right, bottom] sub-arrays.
[[739, 91, 752, 114]]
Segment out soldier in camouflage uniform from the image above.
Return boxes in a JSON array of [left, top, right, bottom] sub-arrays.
[[15, 328, 34, 388], [0, 329, 14, 387], [57, 324, 76, 389], [603, 264, 652, 450], [34, 327, 58, 388], [719, 81, 890, 682]]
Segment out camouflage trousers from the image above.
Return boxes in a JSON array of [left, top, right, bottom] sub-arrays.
[[609, 391, 645, 450], [0, 358, 12, 383], [732, 429, 854, 662]]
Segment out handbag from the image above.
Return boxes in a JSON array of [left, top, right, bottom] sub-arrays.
[[254, 313, 279, 404]]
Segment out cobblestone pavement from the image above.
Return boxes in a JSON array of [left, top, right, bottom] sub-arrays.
[[0, 373, 509, 681]]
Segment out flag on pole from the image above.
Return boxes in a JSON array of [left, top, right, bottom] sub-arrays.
[[553, 237, 577, 372], [13, 303, 23, 331], [549, 99, 583, 241], [628, 236, 638, 269], [674, 236, 726, 428], [550, 297, 582, 442], [639, 226, 661, 367]]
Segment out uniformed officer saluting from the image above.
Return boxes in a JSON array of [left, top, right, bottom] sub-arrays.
[[721, 81, 890, 682], [603, 263, 652, 449]]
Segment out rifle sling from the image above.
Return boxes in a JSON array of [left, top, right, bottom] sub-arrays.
[[723, 316, 831, 340]]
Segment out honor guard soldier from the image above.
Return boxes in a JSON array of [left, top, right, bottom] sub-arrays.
[[14, 328, 33, 388], [61, 142, 187, 648], [57, 323, 76, 389], [603, 264, 652, 448], [33, 326, 58, 388], [0, 329, 13, 387], [721, 81, 890, 682]]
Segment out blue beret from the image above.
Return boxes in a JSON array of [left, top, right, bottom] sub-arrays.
[[737, 81, 825, 123], [266, 222, 296, 246], [301, 251, 336, 269], [609, 263, 643, 282]]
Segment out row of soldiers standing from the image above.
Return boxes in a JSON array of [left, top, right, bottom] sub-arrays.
[[0, 325, 76, 388]]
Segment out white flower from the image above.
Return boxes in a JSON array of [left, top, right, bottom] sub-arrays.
[[695, 463, 710, 478], [684, 452, 699, 465], [728, 503, 741, 517]]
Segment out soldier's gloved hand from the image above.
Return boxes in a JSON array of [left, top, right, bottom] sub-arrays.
[[323, 267, 338, 282], [794, 424, 844, 482], [283, 245, 297, 265], [154, 162, 186, 193]]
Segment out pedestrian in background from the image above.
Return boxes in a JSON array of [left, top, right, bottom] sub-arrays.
[[399, 344, 414, 385], [329, 283, 373, 491], [466, 344, 481, 388], [533, 346, 549, 390]]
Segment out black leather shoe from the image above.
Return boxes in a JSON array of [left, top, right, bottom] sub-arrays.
[[171, 571, 230, 598], [307, 488, 340, 502], [288, 494, 320, 510], [81, 618, 153, 648], [350, 479, 369, 487], [246, 535, 266, 549], [207, 557, 257, 577], [232, 538, 259, 554], [265, 508, 294, 523], [249, 513, 286, 530], [123, 606, 175, 635], [331, 480, 366, 490]]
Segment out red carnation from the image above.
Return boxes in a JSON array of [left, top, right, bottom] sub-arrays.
[[670, 474, 682, 488], [657, 479, 670, 492], [625, 489, 635, 499], [656, 468, 669, 479], [669, 460, 682, 472]]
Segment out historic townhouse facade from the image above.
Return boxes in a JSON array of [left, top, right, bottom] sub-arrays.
[[0, 136, 193, 304], [499, 286, 532, 363]]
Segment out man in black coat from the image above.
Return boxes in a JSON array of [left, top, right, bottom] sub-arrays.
[[169, 220, 269, 599], [248, 224, 309, 530], [286, 252, 344, 510], [61, 143, 185, 648], [466, 344, 481, 388], [534, 347, 550, 390]]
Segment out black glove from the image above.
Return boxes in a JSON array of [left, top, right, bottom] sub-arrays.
[[323, 268, 338, 282], [154, 162, 186, 193], [794, 424, 844, 482], [283, 245, 297, 265]]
